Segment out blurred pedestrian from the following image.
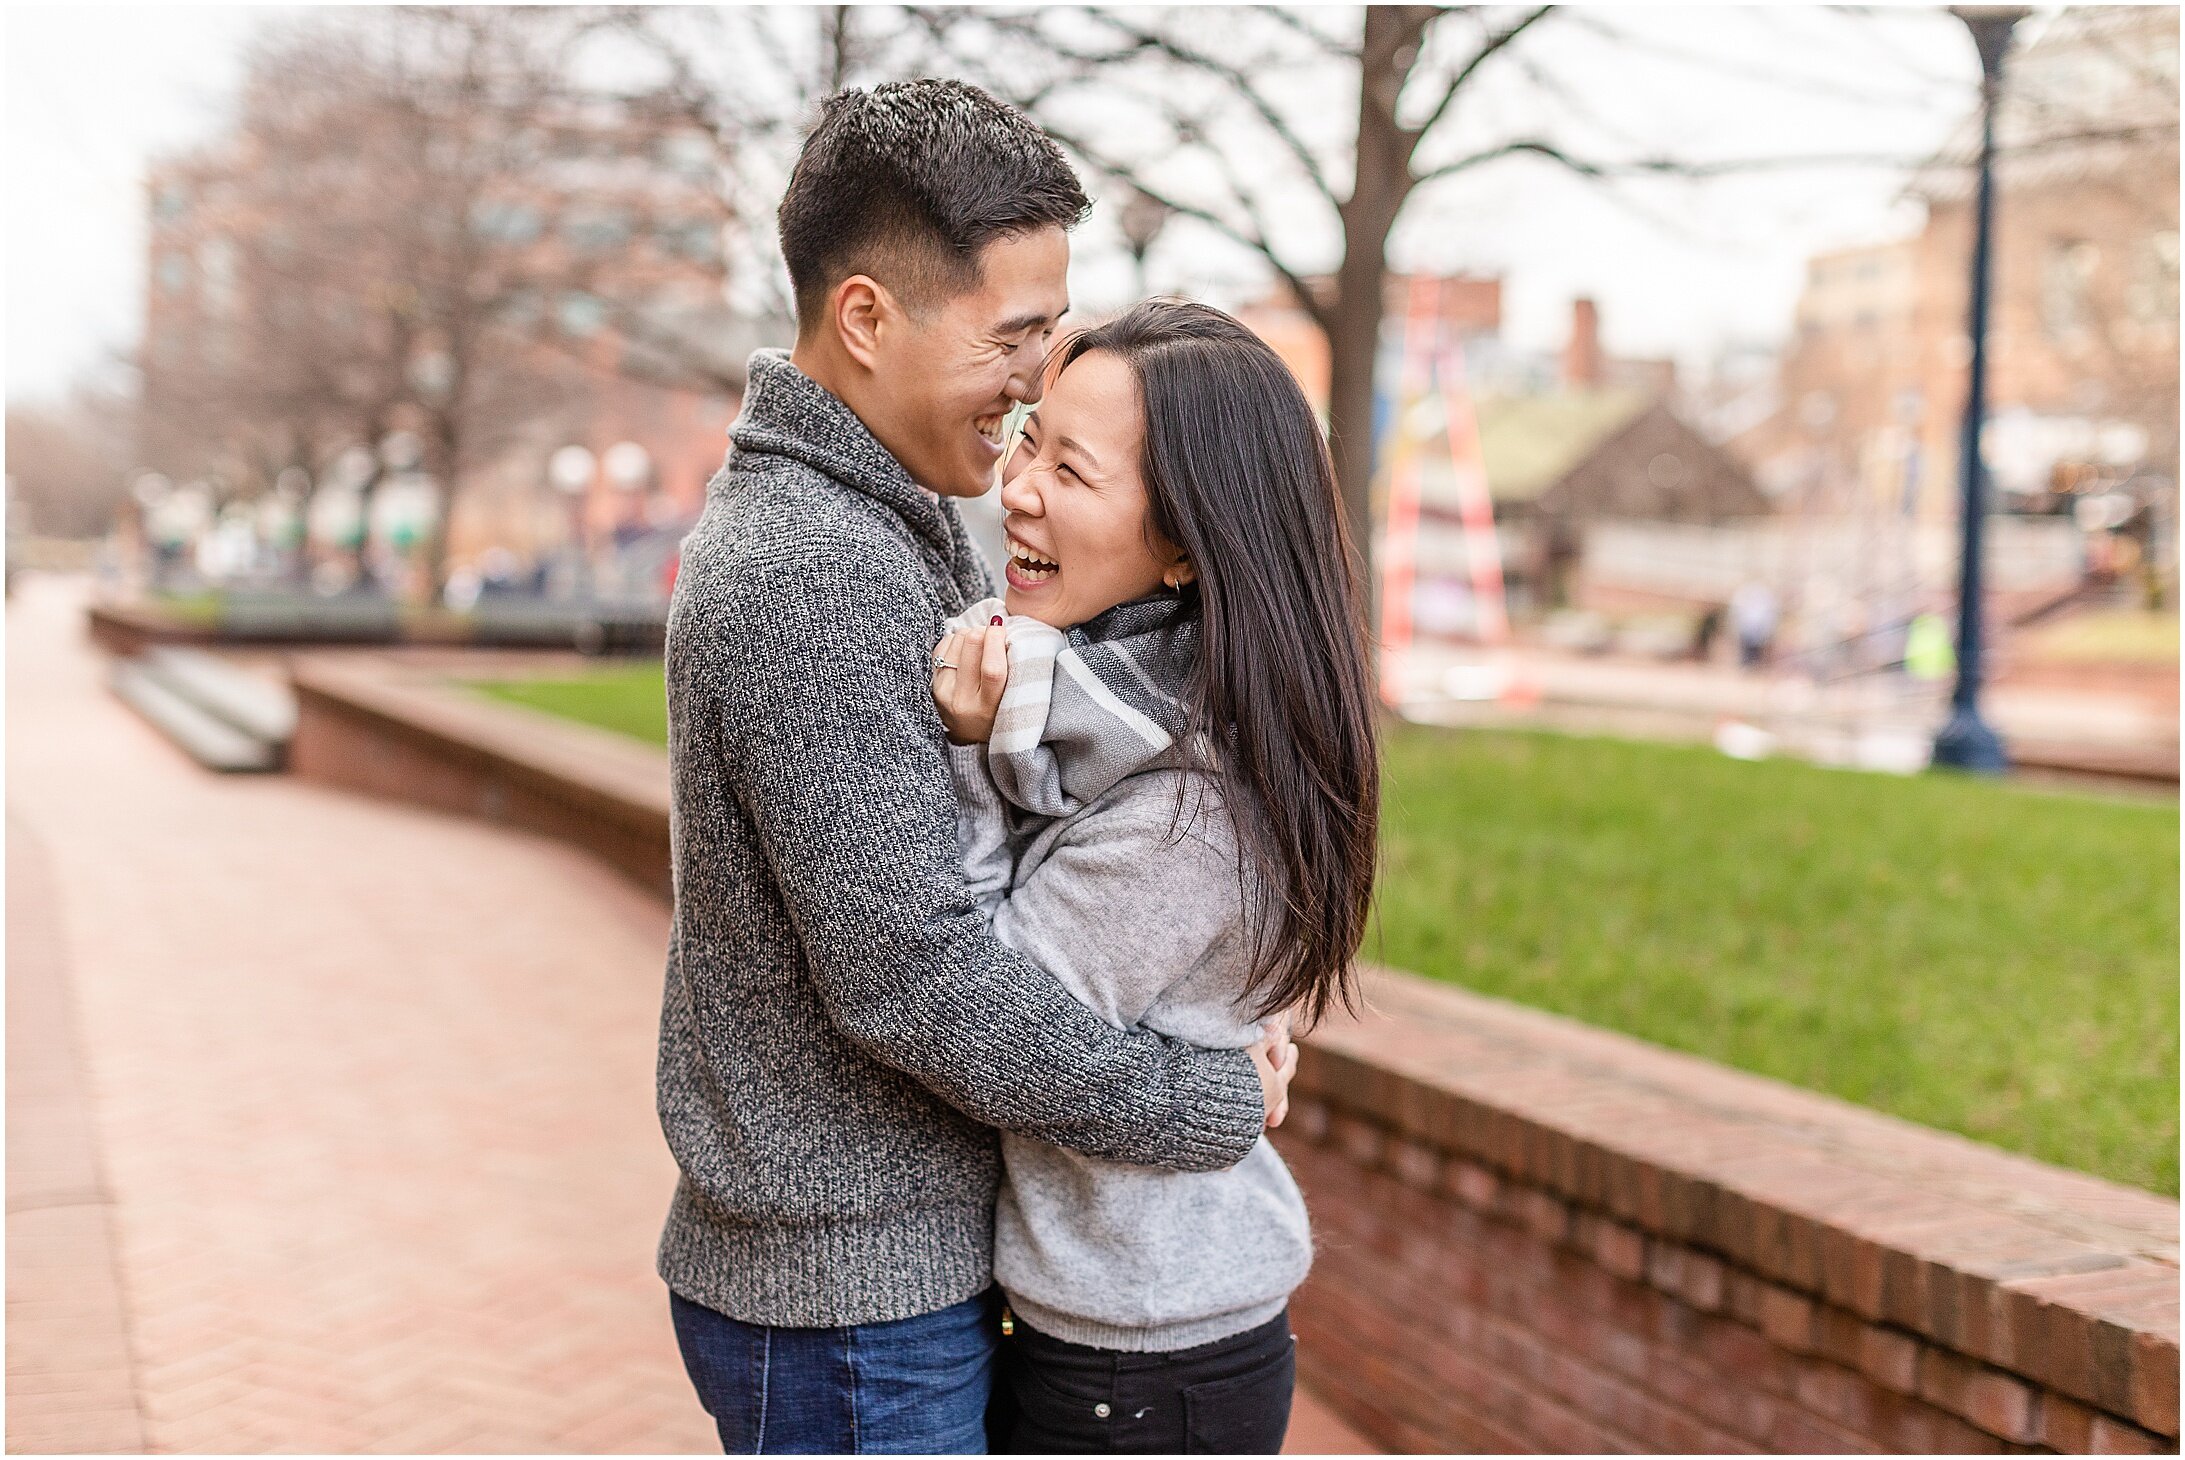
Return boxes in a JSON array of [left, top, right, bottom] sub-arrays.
[[1693, 603, 1724, 663], [1730, 580, 1778, 670], [1905, 611, 1956, 681]]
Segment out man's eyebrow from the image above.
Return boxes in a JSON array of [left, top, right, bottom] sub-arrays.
[[993, 305, 1066, 336]]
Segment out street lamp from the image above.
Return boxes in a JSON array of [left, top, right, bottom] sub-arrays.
[[379, 430, 425, 473], [549, 444, 597, 602], [1118, 187, 1173, 299], [603, 441, 652, 494], [602, 442, 654, 599], [130, 471, 172, 591], [1931, 5, 2028, 775]]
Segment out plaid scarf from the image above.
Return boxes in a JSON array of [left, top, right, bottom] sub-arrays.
[[945, 593, 1199, 817]]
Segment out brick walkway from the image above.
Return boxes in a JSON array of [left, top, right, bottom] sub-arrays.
[[9, 576, 713, 1453], [6, 576, 1369, 1455]]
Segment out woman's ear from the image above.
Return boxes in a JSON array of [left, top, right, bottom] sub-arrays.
[[1164, 556, 1197, 591]]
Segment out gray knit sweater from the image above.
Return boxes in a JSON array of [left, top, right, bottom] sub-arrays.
[[655, 350, 1267, 1328], [944, 595, 1313, 1352]]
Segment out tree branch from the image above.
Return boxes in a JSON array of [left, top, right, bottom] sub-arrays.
[[1032, 111, 1333, 335], [1071, 9, 1340, 206], [1412, 123, 2180, 187], [1411, 6, 1553, 150], [1250, 5, 1363, 63]]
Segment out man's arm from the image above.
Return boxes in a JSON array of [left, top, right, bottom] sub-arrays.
[[947, 742, 1014, 919], [715, 539, 1266, 1172]]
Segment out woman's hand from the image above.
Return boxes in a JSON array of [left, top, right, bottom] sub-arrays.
[[1248, 1018, 1298, 1129], [933, 618, 1010, 745]]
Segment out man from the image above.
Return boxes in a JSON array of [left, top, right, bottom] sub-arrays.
[[657, 79, 1294, 1454]]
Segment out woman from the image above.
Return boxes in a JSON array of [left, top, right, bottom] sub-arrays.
[[930, 300, 1379, 1454]]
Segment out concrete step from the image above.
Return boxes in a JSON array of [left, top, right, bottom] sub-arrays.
[[109, 661, 281, 773], [141, 647, 297, 745]]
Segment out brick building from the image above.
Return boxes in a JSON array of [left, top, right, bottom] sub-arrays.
[[1742, 7, 2180, 527], [140, 85, 757, 576], [1243, 277, 1747, 621]]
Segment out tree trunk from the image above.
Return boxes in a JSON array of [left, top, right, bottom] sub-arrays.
[[421, 410, 462, 603], [1326, 237, 1388, 594], [1327, 5, 1427, 630]]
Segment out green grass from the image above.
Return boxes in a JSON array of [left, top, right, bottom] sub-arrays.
[[470, 665, 671, 746], [149, 590, 223, 626], [2022, 608, 2179, 666], [468, 661, 2181, 1195], [1374, 723, 2178, 1196]]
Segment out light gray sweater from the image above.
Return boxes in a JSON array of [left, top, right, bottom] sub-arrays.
[[946, 595, 1313, 1352]]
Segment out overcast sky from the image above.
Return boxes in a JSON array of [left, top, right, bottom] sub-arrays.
[[4, 4, 1998, 406]]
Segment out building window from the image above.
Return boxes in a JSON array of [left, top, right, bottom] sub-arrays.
[[153, 184, 189, 221], [157, 251, 191, 294], [494, 288, 543, 331], [660, 218, 722, 264], [657, 133, 715, 179], [557, 291, 607, 338], [2129, 231, 2179, 332], [562, 207, 632, 253], [470, 199, 543, 245], [2042, 240, 2099, 341], [201, 238, 239, 318]]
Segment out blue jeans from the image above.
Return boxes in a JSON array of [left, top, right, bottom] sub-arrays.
[[670, 1288, 999, 1454]]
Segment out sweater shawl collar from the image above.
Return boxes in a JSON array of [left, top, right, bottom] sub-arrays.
[[946, 591, 1201, 817], [728, 348, 991, 610]]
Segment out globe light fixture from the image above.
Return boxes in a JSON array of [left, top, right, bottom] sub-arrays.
[[408, 351, 456, 405], [130, 471, 173, 509], [379, 430, 425, 472], [603, 441, 652, 493], [549, 444, 598, 496], [332, 446, 378, 491], [1118, 186, 1172, 296]]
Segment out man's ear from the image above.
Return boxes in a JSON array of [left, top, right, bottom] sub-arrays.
[[831, 275, 892, 371]]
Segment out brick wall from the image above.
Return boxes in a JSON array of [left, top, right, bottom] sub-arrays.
[[283, 656, 2180, 1454], [1273, 975, 2179, 1454], [288, 656, 671, 900]]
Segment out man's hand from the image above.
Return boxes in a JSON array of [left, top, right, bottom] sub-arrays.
[[1249, 1015, 1299, 1129], [934, 619, 1010, 745]]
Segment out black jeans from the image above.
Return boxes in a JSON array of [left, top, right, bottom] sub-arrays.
[[998, 1309, 1294, 1454]]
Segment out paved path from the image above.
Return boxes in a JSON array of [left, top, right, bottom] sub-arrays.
[[6, 575, 1369, 1455], [9, 576, 713, 1453]]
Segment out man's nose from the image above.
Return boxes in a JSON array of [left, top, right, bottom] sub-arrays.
[[1007, 350, 1048, 406]]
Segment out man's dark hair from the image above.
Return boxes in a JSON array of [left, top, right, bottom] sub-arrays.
[[778, 79, 1089, 333]]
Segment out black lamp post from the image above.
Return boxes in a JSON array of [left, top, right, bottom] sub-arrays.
[[1118, 187, 1172, 299], [1931, 6, 2028, 774]]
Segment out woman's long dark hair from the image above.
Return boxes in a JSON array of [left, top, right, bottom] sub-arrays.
[[1056, 299, 1379, 1029]]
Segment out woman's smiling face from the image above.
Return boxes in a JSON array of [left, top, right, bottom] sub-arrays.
[[996, 349, 1191, 629]]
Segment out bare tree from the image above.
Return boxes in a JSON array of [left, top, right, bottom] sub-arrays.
[[7, 387, 137, 540], [901, 6, 2076, 608], [140, 6, 745, 593], [606, 7, 942, 333], [905, 6, 1564, 582]]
